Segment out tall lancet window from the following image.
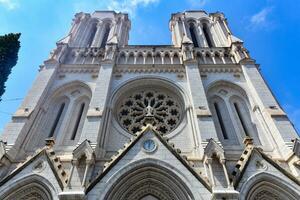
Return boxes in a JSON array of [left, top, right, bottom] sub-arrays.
[[71, 103, 85, 140], [49, 103, 66, 138], [87, 23, 97, 47], [213, 102, 228, 139], [202, 23, 213, 48], [233, 102, 250, 137], [189, 23, 199, 47], [100, 24, 111, 48]]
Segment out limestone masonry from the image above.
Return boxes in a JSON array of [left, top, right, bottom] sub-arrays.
[[0, 10, 299, 200]]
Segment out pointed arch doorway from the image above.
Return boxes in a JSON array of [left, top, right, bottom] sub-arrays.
[[105, 164, 194, 200], [140, 195, 159, 200]]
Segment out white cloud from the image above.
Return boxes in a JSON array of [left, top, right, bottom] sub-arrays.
[[72, 0, 160, 17], [107, 0, 160, 17], [187, 0, 207, 7], [250, 7, 273, 26], [0, 0, 18, 10], [248, 6, 276, 31]]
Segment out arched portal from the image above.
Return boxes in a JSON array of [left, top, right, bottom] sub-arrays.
[[240, 173, 300, 200], [105, 164, 194, 200], [246, 181, 298, 200], [2, 182, 53, 200]]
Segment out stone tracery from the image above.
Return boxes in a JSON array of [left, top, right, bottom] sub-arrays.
[[3, 184, 52, 200], [105, 165, 193, 200], [117, 88, 182, 135], [253, 190, 280, 200]]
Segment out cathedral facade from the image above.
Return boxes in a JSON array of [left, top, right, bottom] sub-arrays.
[[0, 10, 300, 200]]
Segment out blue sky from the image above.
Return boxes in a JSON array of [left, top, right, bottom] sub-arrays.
[[0, 0, 299, 134]]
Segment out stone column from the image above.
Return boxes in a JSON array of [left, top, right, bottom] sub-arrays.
[[174, 19, 182, 46], [220, 159, 231, 188], [107, 21, 117, 44], [197, 22, 206, 47], [66, 159, 78, 188], [215, 20, 227, 46], [91, 20, 103, 47], [241, 61, 298, 157], [82, 159, 93, 186], [72, 14, 90, 47], [184, 58, 219, 156], [210, 23, 221, 47], [206, 158, 215, 187], [180, 16, 188, 37], [79, 55, 116, 155]]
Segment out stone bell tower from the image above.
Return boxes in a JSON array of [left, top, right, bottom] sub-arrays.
[[68, 11, 131, 48], [170, 11, 231, 48], [0, 9, 300, 200]]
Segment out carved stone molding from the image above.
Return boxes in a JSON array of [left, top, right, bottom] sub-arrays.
[[199, 65, 242, 73], [3, 185, 51, 200], [253, 190, 280, 200], [58, 65, 100, 74], [114, 65, 185, 74]]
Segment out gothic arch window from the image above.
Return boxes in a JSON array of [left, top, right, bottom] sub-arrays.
[[100, 23, 110, 48], [207, 81, 261, 146], [223, 53, 232, 64], [42, 96, 70, 141], [154, 53, 162, 64], [209, 95, 238, 144], [118, 52, 126, 64], [49, 102, 66, 138], [230, 95, 261, 145], [62, 94, 91, 145], [234, 101, 249, 136], [189, 23, 199, 47], [213, 101, 228, 139], [87, 22, 97, 47], [164, 53, 171, 64], [214, 53, 222, 64], [136, 53, 144, 64], [173, 53, 181, 64], [202, 23, 214, 48], [23, 95, 70, 151], [127, 52, 135, 64], [205, 52, 213, 64], [116, 87, 183, 135], [145, 53, 153, 64], [24, 82, 92, 150], [196, 52, 204, 63], [70, 102, 86, 140]]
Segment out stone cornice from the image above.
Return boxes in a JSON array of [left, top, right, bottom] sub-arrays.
[[113, 64, 185, 74], [58, 64, 100, 74], [199, 64, 242, 73]]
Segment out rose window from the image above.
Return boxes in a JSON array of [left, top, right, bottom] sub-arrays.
[[117, 89, 182, 135]]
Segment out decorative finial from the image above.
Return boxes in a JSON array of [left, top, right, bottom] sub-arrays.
[[243, 136, 253, 147], [45, 138, 55, 148]]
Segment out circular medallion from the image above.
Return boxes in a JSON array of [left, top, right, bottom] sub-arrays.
[[143, 139, 157, 152], [32, 161, 45, 173], [117, 88, 183, 135]]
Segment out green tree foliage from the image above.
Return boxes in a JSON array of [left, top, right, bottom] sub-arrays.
[[0, 33, 21, 101]]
